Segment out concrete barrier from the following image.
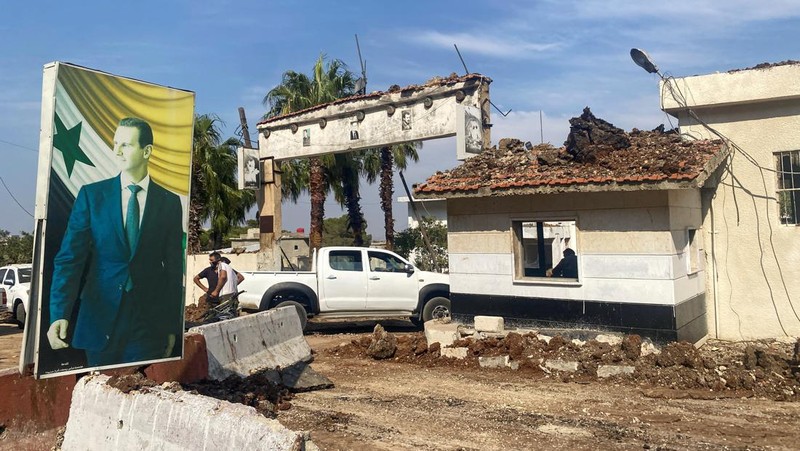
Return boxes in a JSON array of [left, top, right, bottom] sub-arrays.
[[63, 375, 305, 450], [189, 307, 312, 380]]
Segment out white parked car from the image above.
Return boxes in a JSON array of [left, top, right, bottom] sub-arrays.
[[0, 264, 32, 329], [238, 247, 451, 330]]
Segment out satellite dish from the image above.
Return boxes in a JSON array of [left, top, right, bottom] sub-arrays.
[[630, 48, 659, 74]]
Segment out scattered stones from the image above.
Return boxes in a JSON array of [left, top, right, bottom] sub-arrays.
[[595, 334, 623, 346], [479, 355, 510, 369], [367, 324, 397, 360], [641, 341, 661, 357], [545, 360, 579, 373], [597, 365, 636, 378], [424, 322, 460, 348], [621, 335, 642, 360], [441, 347, 469, 360], [474, 315, 504, 333]]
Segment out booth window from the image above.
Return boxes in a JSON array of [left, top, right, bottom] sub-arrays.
[[512, 220, 578, 281]]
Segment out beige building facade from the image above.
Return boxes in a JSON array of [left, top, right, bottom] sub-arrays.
[[662, 63, 800, 339]]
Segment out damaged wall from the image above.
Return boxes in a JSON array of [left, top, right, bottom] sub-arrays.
[[446, 189, 706, 342], [662, 64, 800, 340]]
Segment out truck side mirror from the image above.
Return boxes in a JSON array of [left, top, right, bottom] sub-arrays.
[[404, 264, 415, 274]]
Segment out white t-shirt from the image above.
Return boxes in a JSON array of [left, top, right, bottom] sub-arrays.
[[218, 261, 238, 296]]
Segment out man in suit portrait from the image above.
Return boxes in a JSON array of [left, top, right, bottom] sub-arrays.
[[47, 117, 184, 367]]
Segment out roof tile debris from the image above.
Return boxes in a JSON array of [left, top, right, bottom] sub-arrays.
[[415, 107, 725, 197], [727, 60, 800, 74], [258, 73, 490, 125]]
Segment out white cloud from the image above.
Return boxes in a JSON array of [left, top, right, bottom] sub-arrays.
[[407, 31, 560, 59]]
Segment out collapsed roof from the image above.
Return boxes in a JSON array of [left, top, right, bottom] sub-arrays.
[[415, 107, 728, 198]]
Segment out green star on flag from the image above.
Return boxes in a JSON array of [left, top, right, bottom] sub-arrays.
[[53, 113, 94, 177]]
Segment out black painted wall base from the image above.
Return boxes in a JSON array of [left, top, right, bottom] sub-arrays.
[[451, 292, 707, 344]]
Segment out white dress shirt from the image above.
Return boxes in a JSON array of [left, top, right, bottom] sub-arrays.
[[120, 173, 150, 228]]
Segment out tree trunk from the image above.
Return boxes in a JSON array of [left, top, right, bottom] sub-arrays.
[[187, 165, 205, 253], [380, 146, 394, 250], [341, 158, 364, 247], [309, 157, 325, 251]]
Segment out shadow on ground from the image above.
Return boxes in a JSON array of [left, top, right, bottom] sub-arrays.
[[305, 318, 420, 335]]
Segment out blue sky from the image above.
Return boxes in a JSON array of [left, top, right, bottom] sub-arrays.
[[1, 0, 799, 238]]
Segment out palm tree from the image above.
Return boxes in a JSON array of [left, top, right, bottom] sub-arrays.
[[362, 142, 420, 250], [264, 55, 356, 251], [189, 114, 256, 251]]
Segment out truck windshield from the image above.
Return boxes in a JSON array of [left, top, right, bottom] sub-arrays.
[[18, 268, 32, 283]]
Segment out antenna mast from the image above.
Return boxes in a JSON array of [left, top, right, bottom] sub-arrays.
[[355, 34, 367, 95]]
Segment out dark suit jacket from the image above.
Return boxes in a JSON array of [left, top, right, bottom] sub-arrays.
[[50, 174, 184, 352]]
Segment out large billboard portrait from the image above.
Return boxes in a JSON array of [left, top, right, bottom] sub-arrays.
[[29, 63, 194, 377]]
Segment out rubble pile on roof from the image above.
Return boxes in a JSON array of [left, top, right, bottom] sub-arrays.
[[415, 108, 725, 196], [728, 60, 800, 73]]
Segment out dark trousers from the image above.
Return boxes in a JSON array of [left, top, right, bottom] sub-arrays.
[[84, 289, 167, 367]]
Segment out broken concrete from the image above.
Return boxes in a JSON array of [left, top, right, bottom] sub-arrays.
[[440, 347, 469, 359], [474, 315, 504, 333], [424, 321, 460, 347], [545, 360, 579, 373], [597, 365, 636, 378], [479, 355, 510, 369], [63, 375, 307, 450], [189, 306, 311, 381]]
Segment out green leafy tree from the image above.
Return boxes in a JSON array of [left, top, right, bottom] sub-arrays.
[[264, 55, 359, 251], [394, 217, 448, 272], [362, 143, 420, 250], [0, 230, 34, 266], [321, 215, 371, 247], [190, 114, 255, 251]]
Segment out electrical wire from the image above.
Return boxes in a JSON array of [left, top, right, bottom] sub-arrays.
[[661, 73, 798, 335], [0, 175, 34, 218], [0, 138, 38, 153]]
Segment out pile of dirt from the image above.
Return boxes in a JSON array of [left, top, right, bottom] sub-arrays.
[[106, 372, 157, 394], [104, 367, 295, 418], [183, 369, 293, 418], [324, 330, 800, 401], [184, 296, 212, 323]]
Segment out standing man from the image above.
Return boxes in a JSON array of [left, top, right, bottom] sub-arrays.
[[193, 252, 221, 304], [47, 117, 184, 367]]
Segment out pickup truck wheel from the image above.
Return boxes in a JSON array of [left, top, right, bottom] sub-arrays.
[[13, 301, 25, 329], [422, 297, 451, 322], [275, 300, 308, 331]]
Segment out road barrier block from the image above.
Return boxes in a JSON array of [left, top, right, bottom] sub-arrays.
[[189, 307, 312, 380], [63, 375, 304, 450]]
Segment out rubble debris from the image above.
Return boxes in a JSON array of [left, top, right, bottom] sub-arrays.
[[366, 324, 398, 360], [324, 330, 800, 401], [416, 108, 724, 196], [565, 107, 630, 162], [183, 368, 293, 418], [106, 373, 156, 394], [727, 60, 800, 73]]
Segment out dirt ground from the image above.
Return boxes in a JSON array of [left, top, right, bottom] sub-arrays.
[[278, 321, 800, 451], [2, 320, 800, 450]]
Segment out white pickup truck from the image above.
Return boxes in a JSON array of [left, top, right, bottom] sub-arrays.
[[237, 247, 450, 329], [0, 264, 32, 329]]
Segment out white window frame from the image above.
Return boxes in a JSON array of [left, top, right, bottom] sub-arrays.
[[775, 150, 800, 225], [510, 217, 581, 286]]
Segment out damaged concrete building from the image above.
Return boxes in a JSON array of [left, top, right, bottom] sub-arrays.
[[416, 62, 800, 343], [415, 109, 726, 343]]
